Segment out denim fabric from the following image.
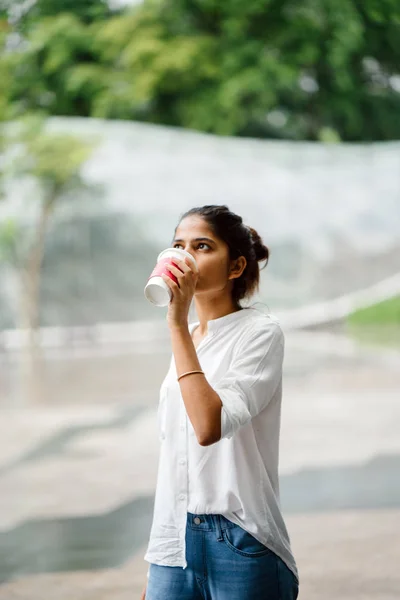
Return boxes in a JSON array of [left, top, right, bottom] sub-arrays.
[[146, 512, 299, 600]]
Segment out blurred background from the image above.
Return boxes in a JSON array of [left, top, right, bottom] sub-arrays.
[[0, 1, 399, 599]]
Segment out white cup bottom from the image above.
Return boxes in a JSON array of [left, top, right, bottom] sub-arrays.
[[144, 276, 172, 306]]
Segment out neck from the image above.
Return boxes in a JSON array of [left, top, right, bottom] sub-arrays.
[[193, 296, 242, 335]]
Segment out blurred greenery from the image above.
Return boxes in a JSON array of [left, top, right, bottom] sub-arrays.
[[346, 296, 400, 349], [0, 115, 161, 330], [348, 296, 400, 325], [0, 113, 97, 400], [1, 0, 400, 141], [0, 117, 95, 332], [1, 0, 113, 27]]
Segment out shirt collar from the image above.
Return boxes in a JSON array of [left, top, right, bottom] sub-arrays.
[[191, 307, 255, 334]]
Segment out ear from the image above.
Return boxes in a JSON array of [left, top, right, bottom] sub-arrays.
[[228, 256, 247, 280]]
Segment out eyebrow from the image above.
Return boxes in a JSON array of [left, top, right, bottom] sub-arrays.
[[172, 237, 216, 245]]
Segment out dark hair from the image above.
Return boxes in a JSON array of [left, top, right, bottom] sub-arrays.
[[175, 205, 270, 306]]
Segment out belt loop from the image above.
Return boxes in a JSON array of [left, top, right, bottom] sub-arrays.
[[213, 514, 224, 542]]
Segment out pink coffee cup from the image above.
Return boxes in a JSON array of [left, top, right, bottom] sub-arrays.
[[144, 248, 199, 306]]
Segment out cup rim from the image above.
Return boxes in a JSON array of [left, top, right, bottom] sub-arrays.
[[157, 247, 199, 272]]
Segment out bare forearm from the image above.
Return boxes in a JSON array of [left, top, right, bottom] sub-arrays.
[[170, 325, 221, 445]]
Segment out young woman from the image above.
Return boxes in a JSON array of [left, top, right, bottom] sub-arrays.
[[142, 205, 299, 600]]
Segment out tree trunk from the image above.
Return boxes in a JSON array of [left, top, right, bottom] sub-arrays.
[[18, 197, 55, 405]]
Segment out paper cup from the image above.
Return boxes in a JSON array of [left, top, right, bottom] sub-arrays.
[[144, 248, 199, 307]]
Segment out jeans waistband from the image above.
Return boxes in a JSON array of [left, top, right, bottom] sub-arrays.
[[187, 512, 237, 533]]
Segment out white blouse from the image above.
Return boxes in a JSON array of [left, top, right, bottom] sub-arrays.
[[144, 307, 299, 583]]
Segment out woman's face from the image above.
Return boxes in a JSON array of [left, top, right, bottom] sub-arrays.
[[172, 215, 245, 297]]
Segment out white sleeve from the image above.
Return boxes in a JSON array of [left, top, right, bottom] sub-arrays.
[[213, 322, 284, 440]]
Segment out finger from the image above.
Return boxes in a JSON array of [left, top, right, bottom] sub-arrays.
[[165, 264, 186, 278], [182, 258, 195, 273], [161, 272, 179, 288], [173, 258, 192, 273]]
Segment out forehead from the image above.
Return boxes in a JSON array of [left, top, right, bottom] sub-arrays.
[[174, 216, 215, 239]]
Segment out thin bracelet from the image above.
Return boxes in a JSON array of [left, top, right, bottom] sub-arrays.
[[177, 370, 205, 382]]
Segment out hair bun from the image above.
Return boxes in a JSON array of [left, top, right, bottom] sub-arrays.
[[248, 226, 270, 263]]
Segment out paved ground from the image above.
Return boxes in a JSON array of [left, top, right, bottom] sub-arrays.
[[0, 332, 399, 599], [0, 508, 399, 600]]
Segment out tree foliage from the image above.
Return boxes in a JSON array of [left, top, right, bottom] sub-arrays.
[[1, 0, 400, 141], [0, 116, 96, 330]]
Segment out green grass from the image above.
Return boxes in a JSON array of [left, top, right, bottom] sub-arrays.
[[347, 296, 400, 325], [346, 296, 400, 349]]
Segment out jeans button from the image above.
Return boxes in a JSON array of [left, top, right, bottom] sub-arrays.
[[194, 517, 201, 525]]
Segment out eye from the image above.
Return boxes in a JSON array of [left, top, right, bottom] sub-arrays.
[[173, 243, 210, 250]]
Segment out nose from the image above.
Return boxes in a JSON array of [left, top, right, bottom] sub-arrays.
[[182, 248, 195, 260], [183, 250, 198, 272]]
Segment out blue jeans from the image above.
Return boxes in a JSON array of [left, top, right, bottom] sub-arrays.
[[146, 512, 299, 600]]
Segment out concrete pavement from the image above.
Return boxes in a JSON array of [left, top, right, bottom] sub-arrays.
[[0, 332, 399, 599]]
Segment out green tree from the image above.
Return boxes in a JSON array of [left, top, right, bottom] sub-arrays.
[[2, 0, 400, 141], [3, 13, 102, 117], [2, 0, 113, 28], [0, 117, 95, 402], [0, 20, 13, 136], [109, 0, 400, 141]]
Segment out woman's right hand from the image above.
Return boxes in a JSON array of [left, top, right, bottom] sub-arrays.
[[140, 583, 147, 599]]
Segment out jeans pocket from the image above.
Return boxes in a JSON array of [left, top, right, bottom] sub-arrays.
[[223, 523, 274, 558]]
